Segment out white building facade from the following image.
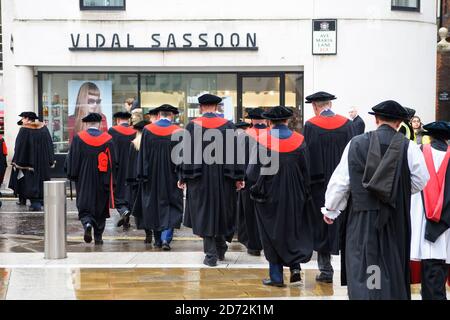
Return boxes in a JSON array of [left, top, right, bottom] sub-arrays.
[[1, 0, 438, 157]]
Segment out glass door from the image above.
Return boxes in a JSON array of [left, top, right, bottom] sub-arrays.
[[238, 74, 282, 120]]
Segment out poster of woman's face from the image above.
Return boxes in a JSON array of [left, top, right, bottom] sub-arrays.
[[68, 80, 112, 141]]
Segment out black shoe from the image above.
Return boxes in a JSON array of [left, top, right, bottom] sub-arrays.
[[16, 200, 26, 206], [29, 205, 42, 212], [218, 252, 225, 261], [153, 241, 162, 249], [84, 224, 93, 243], [315, 273, 333, 283], [162, 241, 171, 251], [116, 210, 130, 227], [247, 249, 261, 256], [94, 240, 104, 245], [203, 257, 217, 267], [144, 237, 152, 244], [290, 269, 301, 283], [262, 279, 285, 287]]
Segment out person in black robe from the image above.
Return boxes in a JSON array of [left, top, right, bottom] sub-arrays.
[[66, 113, 116, 245], [348, 107, 365, 135], [125, 120, 149, 242], [323, 100, 429, 299], [137, 105, 184, 250], [8, 120, 27, 206], [248, 106, 313, 287], [108, 111, 136, 230], [10, 112, 55, 211], [303, 91, 355, 283], [179, 93, 245, 267], [398, 107, 416, 142], [237, 108, 268, 256], [409, 121, 450, 300]]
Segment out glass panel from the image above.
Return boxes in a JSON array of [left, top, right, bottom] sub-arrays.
[[242, 76, 280, 118], [392, 0, 419, 8], [82, 0, 124, 7], [140, 73, 237, 126], [42, 73, 138, 153], [285, 73, 304, 131]]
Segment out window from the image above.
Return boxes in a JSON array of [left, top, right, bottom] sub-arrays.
[[41, 73, 138, 153], [80, 0, 125, 10], [391, 0, 420, 11]]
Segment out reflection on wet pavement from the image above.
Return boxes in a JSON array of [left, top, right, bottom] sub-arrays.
[[72, 268, 346, 300], [0, 199, 240, 253]]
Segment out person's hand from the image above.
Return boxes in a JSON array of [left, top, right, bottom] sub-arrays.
[[323, 216, 334, 225], [236, 180, 245, 190], [177, 181, 186, 190]]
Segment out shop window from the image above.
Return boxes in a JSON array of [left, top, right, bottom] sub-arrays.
[[41, 73, 138, 153], [80, 0, 125, 10], [140, 73, 238, 126], [391, 0, 420, 12]]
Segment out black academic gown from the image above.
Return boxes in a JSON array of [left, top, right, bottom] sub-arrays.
[[237, 125, 268, 251], [9, 122, 54, 200], [249, 128, 314, 266], [108, 125, 137, 210], [345, 125, 412, 299], [352, 115, 365, 135], [126, 141, 143, 228], [181, 114, 244, 239], [137, 121, 184, 231], [303, 111, 354, 254], [66, 131, 116, 225]]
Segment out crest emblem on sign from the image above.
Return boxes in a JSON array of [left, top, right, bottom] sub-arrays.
[[320, 22, 330, 31]]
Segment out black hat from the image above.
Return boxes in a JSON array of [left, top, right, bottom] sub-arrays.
[[368, 100, 408, 120], [305, 91, 336, 103], [133, 120, 150, 131], [247, 108, 265, 119], [147, 108, 159, 115], [153, 104, 180, 115], [113, 111, 132, 119], [235, 121, 251, 129], [198, 94, 222, 105], [423, 121, 450, 140], [19, 111, 38, 120], [404, 107, 416, 120], [262, 106, 293, 120], [82, 113, 102, 123]]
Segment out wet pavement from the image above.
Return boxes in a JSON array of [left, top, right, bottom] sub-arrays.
[[0, 198, 223, 253]]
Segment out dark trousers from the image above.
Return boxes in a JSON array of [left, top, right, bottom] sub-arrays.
[[203, 236, 227, 262], [421, 259, 449, 300], [81, 216, 106, 240], [145, 229, 162, 245], [269, 263, 284, 283], [318, 252, 334, 277], [30, 199, 43, 210]]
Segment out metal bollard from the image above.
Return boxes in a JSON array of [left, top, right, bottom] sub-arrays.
[[44, 181, 67, 259]]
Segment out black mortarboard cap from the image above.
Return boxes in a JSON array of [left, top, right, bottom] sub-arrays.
[[404, 107, 416, 120], [133, 120, 150, 131], [235, 121, 251, 129], [262, 106, 293, 120], [423, 121, 450, 140], [368, 100, 409, 120], [152, 104, 180, 115], [305, 91, 336, 103], [18, 111, 38, 120], [247, 108, 265, 119], [113, 111, 132, 119], [198, 94, 222, 105], [81, 113, 102, 123]]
